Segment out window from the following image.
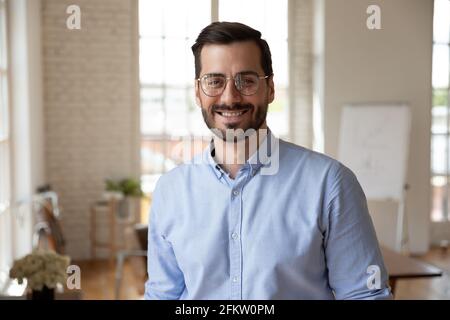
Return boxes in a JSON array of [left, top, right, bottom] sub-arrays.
[[139, 0, 289, 193], [219, 0, 289, 138], [0, 0, 11, 270], [431, 0, 450, 222]]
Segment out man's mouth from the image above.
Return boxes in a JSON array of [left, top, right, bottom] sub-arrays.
[[215, 109, 249, 118]]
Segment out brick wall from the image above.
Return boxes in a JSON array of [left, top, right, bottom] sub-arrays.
[[42, 0, 139, 260], [289, 0, 313, 148]]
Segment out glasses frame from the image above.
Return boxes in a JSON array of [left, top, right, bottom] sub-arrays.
[[196, 72, 272, 97]]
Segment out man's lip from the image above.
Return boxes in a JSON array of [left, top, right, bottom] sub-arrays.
[[214, 107, 252, 115], [215, 109, 250, 117]]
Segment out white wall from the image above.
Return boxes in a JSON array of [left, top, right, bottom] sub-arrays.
[[317, 0, 433, 254]]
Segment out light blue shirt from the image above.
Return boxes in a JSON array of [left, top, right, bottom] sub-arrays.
[[145, 130, 392, 300]]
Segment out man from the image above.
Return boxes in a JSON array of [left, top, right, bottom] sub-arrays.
[[144, 22, 392, 300]]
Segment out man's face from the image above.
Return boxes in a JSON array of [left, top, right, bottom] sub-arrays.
[[195, 41, 275, 141]]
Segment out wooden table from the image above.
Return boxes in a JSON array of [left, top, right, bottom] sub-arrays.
[[381, 246, 443, 295]]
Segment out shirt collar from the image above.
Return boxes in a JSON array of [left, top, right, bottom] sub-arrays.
[[203, 128, 276, 180]]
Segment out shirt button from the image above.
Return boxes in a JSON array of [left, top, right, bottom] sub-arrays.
[[232, 276, 239, 283], [231, 232, 238, 240], [232, 190, 239, 196]]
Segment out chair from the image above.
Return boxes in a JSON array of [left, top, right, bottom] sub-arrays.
[[32, 190, 66, 254], [114, 224, 148, 299]]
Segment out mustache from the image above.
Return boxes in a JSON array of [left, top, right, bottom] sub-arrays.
[[212, 103, 253, 113]]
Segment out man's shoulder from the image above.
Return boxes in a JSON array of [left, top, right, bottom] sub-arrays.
[[154, 158, 210, 190], [278, 139, 361, 195], [278, 139, 342, 171]]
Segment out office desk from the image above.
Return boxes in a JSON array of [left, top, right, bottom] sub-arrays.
[[381, 246, 443, 295]]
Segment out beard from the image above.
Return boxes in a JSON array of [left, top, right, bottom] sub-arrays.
[[201, 102, 268, 142]]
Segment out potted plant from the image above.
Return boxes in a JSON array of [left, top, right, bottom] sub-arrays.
[[9, 249, 70, 300], [104, 178, 145, 221]]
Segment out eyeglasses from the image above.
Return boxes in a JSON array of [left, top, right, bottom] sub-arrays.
[[196, 72, 271, 97]]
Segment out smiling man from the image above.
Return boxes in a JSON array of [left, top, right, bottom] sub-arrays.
[[144, 22, 392, 300]]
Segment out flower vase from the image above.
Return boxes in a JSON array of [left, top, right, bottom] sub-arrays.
[[31, 286, 55, 300]]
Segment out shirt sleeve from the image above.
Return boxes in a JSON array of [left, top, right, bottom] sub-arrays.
[[144, 182, 185, 300], [323, 162, 393, 300]]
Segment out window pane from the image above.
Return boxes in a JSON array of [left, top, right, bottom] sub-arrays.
[[431, 176, 447, 222], [220, 0, 265, 34], [433, 87, 449, 108], [139, 0, 163, 37], [271, 39, 288, 86], [165, 88, 188, 136], [141, 173, 162, 195], [187, 90, 210, 136], [141, 140, 167, 174], [220, 0, 287, 40], [164, 39, 190, 86], [163, 0, 188, 38], [265, 0, 288, 40], [186, 0, 211, 40], [140, 38, 163, 85], [432, 104, 448, 134], [267, 87, 289, 137], [141, 88, 164, 135], [434, 0, 450, 43], [432, 44, 449, 88], [431, 134, 448, 175], [141, 139, 178, 175]]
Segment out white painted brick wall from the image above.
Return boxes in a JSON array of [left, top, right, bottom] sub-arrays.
[[289, 0, 313, 148], [42, 0, 139, 260]]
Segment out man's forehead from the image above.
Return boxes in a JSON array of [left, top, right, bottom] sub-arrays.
[[200, 41, 262, 72]]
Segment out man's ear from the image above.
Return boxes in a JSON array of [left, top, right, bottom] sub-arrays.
[[195, 80, 202, 107], [267, 76, 275, 104]]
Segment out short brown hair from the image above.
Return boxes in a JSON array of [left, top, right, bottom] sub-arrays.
[[191, 22, 273, 79]]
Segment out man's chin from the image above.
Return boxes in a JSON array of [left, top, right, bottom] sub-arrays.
[[209, 125, 261, 143]]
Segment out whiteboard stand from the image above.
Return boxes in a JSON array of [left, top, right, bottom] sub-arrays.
[[396, 185, 409, 254]]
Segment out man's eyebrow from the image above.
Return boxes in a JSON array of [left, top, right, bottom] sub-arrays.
[[203, 73, 225, 77], [201, 71, 259, 78], [238, 70, 259, 75]]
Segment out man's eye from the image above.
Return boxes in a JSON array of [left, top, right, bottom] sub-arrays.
[[241, 77, 256, 86], [207, 78, 224, 87]]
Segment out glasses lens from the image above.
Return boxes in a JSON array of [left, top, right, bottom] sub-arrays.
[[236, 73, 259, 95], [200, 73, 261, 96], [202, 75, 225, 96]]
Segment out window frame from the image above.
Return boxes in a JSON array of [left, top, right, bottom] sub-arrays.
[[431, 0, 450, 222]]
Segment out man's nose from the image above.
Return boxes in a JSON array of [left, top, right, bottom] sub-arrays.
[[218, 78, 243, 105]]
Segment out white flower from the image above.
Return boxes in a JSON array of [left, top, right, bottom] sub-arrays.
[[9, 249, 70, 291]]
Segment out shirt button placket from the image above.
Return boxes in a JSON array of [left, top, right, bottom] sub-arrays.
[[230, 186, 242, 300]]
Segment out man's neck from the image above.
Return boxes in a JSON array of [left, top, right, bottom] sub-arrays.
[[213, 126, 269, 179]]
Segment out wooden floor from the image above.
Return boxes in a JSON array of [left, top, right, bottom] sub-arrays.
[[395, 247, 450, 300], [73, 259, 146, 300], [74, 248, 450, 300]]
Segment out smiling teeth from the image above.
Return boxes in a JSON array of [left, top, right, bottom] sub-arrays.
[[221, 111, 244, 117]]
